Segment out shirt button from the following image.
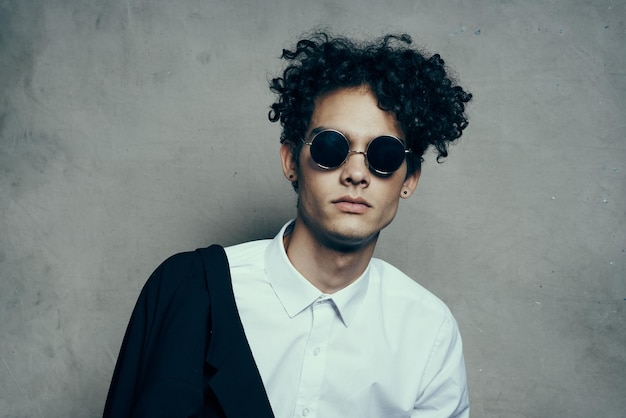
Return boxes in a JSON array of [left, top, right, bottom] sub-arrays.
[[302, 408, 310, 416], [313, 347, 321, 356]]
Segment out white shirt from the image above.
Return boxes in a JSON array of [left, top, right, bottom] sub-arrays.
[[225, 221, 469, 418]]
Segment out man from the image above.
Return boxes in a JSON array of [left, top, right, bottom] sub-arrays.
[[104, 32, 472, 417]]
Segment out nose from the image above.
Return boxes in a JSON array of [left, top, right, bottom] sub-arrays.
[[340, 150, 370, 186]]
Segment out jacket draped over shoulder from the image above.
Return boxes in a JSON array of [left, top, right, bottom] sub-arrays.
[[103, 248, 274, 418]]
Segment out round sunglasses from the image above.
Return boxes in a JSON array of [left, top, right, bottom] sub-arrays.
[[302, 128, 411, 175]]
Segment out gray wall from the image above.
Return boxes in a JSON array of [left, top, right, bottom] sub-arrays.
[[1, 1, 624, 416]]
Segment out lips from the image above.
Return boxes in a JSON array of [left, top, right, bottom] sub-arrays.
[[332, 196, 372, 213]]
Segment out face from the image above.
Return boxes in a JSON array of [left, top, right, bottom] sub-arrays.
[[280, 86, 420, 251]]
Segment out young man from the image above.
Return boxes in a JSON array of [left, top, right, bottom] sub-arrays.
[[104, 32, 472, 417]]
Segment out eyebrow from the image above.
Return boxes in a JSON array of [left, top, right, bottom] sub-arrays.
[[308, 126, 329, 138]]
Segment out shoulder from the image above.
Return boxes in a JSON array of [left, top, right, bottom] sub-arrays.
[[224, 238, 271, 269], [158, 250, 202, 275], [370, 258, 455, 322], [139, 250, 207, 308], [151, 250, 203, 284]]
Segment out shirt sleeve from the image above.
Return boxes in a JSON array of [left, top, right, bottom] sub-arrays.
[[412, 315, 469, 418]]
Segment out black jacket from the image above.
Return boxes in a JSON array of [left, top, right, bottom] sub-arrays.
[[103, 245, 274, 417]]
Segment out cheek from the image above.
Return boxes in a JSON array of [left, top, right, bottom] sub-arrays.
[[296, 173, 323, 206], [376, 183, 403, 210], [382, 194, 401, 212], [298, 162, 337, 190]]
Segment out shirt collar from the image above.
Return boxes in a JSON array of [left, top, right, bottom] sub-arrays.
[[265, 220, 371, 327]]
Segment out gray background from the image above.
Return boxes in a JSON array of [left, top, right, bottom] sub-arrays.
[[1, 0, 624, 417]]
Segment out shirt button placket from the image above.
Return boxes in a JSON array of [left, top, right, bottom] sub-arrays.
[[293, 297, 335, 418]]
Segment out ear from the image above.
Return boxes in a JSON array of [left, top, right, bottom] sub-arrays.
[[400, 170, 420, 199], [280, 142, 298, 182]]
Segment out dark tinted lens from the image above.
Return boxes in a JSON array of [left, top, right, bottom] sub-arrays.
[[310, 130, 349, 168], [366, 136, 406, 174]]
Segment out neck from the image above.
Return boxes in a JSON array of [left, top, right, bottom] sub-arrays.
[[283, 220, 378, 294]]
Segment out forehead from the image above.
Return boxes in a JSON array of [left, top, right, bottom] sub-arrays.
[[308, 86, 404, 139]]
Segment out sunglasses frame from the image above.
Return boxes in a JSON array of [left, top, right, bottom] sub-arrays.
[[302, 128, 411, 175]]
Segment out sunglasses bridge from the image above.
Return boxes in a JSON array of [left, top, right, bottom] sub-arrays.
[[341, 149, 371, 166]]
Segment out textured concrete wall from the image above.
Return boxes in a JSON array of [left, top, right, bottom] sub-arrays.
[[1, 1, 624, 416]]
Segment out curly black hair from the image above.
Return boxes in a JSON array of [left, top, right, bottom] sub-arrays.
[[268, 32, 472, 176]]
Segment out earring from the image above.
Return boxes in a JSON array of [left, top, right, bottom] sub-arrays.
[[289, 174, 294, 179], [403, 190, 408, 195]]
